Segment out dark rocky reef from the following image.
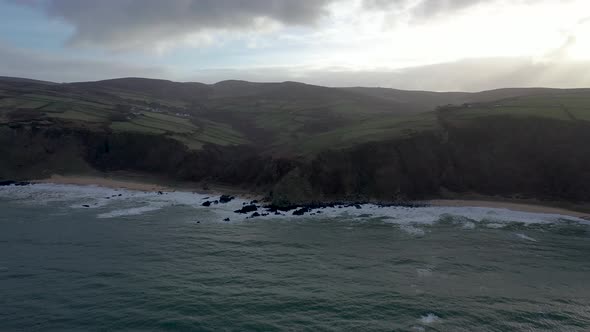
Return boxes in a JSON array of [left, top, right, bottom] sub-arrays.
[[234, 204, 258, 214]]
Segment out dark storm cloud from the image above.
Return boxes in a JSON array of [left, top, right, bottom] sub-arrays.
[[13, 0, 337, 49]]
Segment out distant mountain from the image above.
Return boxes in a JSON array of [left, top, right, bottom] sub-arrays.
[[0, 76, 56, 85], [342, 87, 590, 111], [68, 77, 211, 102]]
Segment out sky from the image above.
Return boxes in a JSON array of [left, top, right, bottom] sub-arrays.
[[0, 0, 589, 91]]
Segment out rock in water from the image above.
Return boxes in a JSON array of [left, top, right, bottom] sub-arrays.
[[293, 207, 311, 216], [0, 180, 30, 186], [219, 195, 235, 203], [202, 201, 212, 207], [234, 205, 258, 214]]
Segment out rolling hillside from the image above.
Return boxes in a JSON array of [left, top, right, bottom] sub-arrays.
[[2, 77, 590, 204], [3, 77, 589, 153]]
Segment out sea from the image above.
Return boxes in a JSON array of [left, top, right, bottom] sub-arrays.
[[1, 184, 589, 331]]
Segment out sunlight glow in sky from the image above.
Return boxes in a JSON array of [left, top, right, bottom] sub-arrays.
[[0, 0, 589, 90]]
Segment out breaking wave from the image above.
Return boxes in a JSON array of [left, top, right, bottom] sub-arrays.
[[0, 184, 587, 230]]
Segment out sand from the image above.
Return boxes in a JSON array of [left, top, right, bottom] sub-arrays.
[[429, 199, 590, 219], [34, 175, 171, 192], [33, 174, 261, 199]]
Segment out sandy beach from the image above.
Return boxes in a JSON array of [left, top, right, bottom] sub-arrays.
[[34, 175, 172, 192], [32, 174, 262, 199], [429, 199, 590, 219]]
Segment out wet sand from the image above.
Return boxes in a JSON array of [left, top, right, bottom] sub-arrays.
[[33, 174, 262, 199], [34, 175, 171, 192], [429, 199, 590, 219]]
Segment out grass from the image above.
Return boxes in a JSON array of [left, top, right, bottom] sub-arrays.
[[3, 80, 590, 155], [110, 121, 167, 135], [107, 89, 188, 108], [23, 94, 113, 109], [0, 98, 21, 107], [194, 120, 250, 146], [0, 97, 48, 109], [108, 113, 248, 149], [568, 108, 590, 121], [49, 110, 106, 122], [450, 103, 571, 121], [130, 113, 198, 134], [293, 112, 439, 154]]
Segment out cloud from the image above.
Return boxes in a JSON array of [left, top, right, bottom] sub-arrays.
[[0, 42, 168, 82], [410, 0, 486, 19], [362, 0, 569, 21], [362, 0, 405, 10], [2, 40, 589, 91], [363, 0, 488, 17], [13, 0, 337, 51]]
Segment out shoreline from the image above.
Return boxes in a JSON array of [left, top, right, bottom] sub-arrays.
[[28, 175, 590, 219], [428, 199, 590, 219], [34, 175, 171, 192], [32, 174, 263, 199]]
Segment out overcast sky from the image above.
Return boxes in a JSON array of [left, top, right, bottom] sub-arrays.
[[1, 0, 589, 91]]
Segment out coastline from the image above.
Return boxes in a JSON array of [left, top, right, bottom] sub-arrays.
[[429, 199, 590, 220], [29, 175, 590, 219], [34, 175, 171, 192], [32, 174, 263, 199]]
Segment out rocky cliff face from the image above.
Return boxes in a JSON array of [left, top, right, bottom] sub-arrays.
[[0, 124, 297, 191], [270, 116, 590, 204], [2, 115, 590, 205]]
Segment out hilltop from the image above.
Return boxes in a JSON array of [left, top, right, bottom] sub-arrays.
[[1, 77, 590, 206]]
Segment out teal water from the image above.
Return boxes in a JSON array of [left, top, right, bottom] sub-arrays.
[[1, 184, 590, 331]]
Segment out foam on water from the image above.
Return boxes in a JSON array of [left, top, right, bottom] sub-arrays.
[[97, 204, 167, 219], [1, 184, 588, 228], [515, 233, 538, 242], [399, 224, 426, 237], [419, 313, 441, 324]]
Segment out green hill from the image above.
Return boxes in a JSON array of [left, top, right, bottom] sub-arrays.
[[2, 77, 590, 205]]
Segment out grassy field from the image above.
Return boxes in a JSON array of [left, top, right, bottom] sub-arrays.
[[109, 113, 249, 150], [286, 91, 590, 155], [2, 78, 590, 155], [107, 90, 189, 108], [294, 112, 440, 154]]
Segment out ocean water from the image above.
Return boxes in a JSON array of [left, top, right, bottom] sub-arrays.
[[1, 184, 589, 331]]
